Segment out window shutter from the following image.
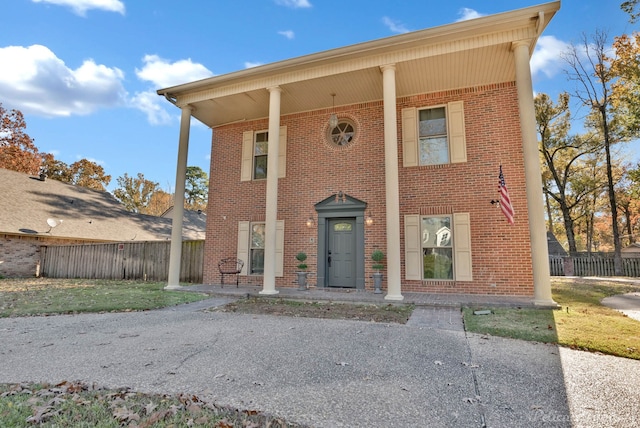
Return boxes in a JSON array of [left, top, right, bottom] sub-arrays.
[[453, 213, 473, 281], [404, 215, 422, 280], [448, 101, 467, 164], [402, 107, 418, 167], [275, 220, 284, 276], [241, 131, 253, 181], [278, 126, 287, 178], [237, 221, 250, 275]]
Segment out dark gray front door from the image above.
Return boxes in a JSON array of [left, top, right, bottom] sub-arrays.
[[327, 218, 357, 288]]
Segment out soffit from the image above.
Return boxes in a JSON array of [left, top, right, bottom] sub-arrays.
[[160, 2, 559, 128]]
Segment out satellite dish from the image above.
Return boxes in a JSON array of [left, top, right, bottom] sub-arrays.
[[46, 218, 63, 233]]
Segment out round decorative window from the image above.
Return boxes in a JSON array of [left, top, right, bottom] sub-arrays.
[[327, 118, 357, 147]]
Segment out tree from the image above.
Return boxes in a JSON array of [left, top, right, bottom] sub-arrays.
[[41, 153, 72, 182], [185, 166, 208, 211], [143, 189, 173, 216], [67, 159, 111, 191], [113, 173, 160, 213], [0, 103, 41, 174], [536, 92, 602, 253], [611, 33, 640, 137], [621, 0, 640, 22], [563, 31, 628, 273]]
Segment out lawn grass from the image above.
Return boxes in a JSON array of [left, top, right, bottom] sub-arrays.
[[0, 278, 209, 317], [463, 277, 640, 360]]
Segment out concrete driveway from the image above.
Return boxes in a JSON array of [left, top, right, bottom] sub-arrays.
[[1, 300, 639, 427]]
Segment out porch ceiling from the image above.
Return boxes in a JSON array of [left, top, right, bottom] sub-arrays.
[[158, 2, 559, 129]]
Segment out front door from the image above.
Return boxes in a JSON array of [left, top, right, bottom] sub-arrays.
[[327, 218, 357, 288]]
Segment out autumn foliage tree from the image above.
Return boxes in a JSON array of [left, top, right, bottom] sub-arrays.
[[113, 172, 160, 213], [0, 103, 41, 174]]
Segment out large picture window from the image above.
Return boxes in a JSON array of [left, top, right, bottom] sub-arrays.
[[419, 107, 448, 165], [250, 223, 265, 274], [421, 216, 453, 280]]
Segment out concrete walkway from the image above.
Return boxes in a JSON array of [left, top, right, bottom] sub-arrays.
[[1, 295, 639, 427]]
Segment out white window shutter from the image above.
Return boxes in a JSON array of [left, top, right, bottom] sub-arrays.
[[237, 221, 250, 275], [448, 101, 467, 164], [402, 107, 418, 167], [404, 215, 422, 280], [275, 220, 284, 276], [453, 213, 473, 281], [278, 126, 287, 178], [241, 131, 253, 181]]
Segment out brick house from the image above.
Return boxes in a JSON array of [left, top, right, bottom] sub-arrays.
[[0, 168, 204, 277], [158, 2, 560, 305]]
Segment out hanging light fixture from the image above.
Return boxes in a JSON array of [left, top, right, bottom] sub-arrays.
[[329, 93, 338, 129]]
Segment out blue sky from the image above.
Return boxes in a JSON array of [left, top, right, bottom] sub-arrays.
[[1, 0, 636, 192]]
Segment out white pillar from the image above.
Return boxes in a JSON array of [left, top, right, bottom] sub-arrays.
[[512, 41, 557, 306], [166, 105, 192, 289], [381, 64, 404, 301], [260, 86, 282, 295]]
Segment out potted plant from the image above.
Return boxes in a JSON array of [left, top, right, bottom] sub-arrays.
[[295, 252, 309, 290], [371, 249, 384, 294]]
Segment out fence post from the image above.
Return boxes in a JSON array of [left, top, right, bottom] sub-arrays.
[[562, 256, 574, 276]]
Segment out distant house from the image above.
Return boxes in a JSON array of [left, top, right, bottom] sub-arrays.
[[157, 2, 560, 305], [0, 168, 204, 277], [161, 206, 206, 240], [622, 243, 640, 257], [547, 232, 567, 256]]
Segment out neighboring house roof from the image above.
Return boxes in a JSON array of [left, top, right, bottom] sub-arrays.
[[161, 206, 206, 240], [547, 231, 567, 256], [0, 168, 203, 241], [622, 243, 640, 253], [158, 2, 559, 129]]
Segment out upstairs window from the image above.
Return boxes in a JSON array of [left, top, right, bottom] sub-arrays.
[[419, 107, 448, 165], [253, 131, 268, 180]]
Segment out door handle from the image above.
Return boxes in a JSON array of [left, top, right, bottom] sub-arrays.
[[328, 256, 332, 267]]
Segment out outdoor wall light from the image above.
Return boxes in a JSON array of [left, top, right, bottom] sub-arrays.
[[365, 213, 374, 226], [306, 217, 315, 228]]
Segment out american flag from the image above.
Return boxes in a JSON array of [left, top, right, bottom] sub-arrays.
[[499, 165, 515, 225]]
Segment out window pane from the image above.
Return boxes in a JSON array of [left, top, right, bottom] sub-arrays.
[[254, 141, 268, 156], [419, 107, 446, 137], [251, 224, 265, 249], [255, 131, 269, 143], [419, 137, 449, 165], [250, 249, 264, 274], [333, 222, 353, 232], [421, 217, 452, 248], [423, 248, 453, 279], [254, 155, 267, 179], [330, 123, 355, 146]]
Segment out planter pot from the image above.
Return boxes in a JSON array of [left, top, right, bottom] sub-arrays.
[[296, 272, 309, 290], [372, 272, 383, 294]]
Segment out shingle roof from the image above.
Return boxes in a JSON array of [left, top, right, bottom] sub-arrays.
[[0, 168, 204, 241]]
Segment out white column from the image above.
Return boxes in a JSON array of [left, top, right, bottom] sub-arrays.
[[512, 41, 557, 306], [381, 64, 404, 301], [260, 86, 282, 295], [166, 105, 192, 289]]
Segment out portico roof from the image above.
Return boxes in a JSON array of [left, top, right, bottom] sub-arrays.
[[157, 1, 559, 129]]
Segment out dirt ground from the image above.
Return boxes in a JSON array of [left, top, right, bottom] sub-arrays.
[[211, 297, 414, 324]]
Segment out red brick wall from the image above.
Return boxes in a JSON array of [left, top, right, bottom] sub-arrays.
[[204, 81, 534, 296]]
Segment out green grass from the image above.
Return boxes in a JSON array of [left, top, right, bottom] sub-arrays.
[[0, 278, 209, 317], [463, 277, 640, 360]]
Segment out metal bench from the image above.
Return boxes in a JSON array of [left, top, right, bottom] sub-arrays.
[[218, 257, 244, 287]]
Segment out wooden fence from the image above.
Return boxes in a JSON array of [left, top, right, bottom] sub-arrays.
[[40, 240, 204, 283], [549, 255, 640, 277]]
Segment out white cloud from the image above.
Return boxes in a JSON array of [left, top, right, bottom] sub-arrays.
[[382, 16, 409, 34], [531, 35, 570, 78], [75, 155, 105, 165], [32, 0, 125, 16], [278, 30, 295, 40], [133, 55, 213, 125], [244, 61, 263, 69], [456, 8, 485, 22], [0, 44, 127, 117], [130, 90, 173, 126], [275, 0, 311, 8], [135, 54, 213, 89]]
